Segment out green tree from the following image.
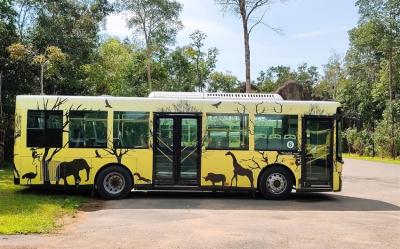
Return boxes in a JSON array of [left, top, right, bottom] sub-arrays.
[[257, 66, 296, 92], [83, 38, 148, 96], [188, 30, 218, 91], [0, 0, 18, 165], [315, 53, 345, 100], [163, 46, 196, 92], [373, 101, 400, 159], [30, 0, 112, 94], [208, 71, 240, 92], [118, 0, 183, 91], [257, 63, 319, 98], [356, 0, 400, 101], [8, 43, 66, 94]]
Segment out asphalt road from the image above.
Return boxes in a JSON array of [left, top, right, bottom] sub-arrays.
[[1, 158, 399, 249]]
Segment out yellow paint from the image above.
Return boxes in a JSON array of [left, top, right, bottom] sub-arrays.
[[14, 95, 342, 191]]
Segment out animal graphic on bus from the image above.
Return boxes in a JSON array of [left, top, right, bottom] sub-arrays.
[[133, 173, 151, 183], [55, 159, 91, 186], [203, 173, 226, 188], [225, 151, 254, 188], [22, 165, 38, 184]]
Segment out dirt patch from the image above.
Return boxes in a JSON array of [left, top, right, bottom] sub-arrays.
[[78, 199, 105, 212]]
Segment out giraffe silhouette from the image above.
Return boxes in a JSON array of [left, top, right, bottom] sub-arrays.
[[225, 151, 254, 188]]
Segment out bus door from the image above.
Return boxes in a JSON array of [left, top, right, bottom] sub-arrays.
[[301, 116, 334, 189], [153, 113, 201, 185]]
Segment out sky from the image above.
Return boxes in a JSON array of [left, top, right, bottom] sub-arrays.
[[104, 0, 360, 81]]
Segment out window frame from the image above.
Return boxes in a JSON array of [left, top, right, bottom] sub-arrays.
[[113, 111, 150, 149], [68, 110, 108, 148], [336, 117, 343, 163], [205, 113, 249, 150], [26, 110, 64, 148], [254, 114, 299, 152]]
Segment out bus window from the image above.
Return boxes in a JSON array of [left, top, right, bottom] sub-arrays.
[[27, 110, 63, 147], [113, 112, 149, 148], [254, 115, 298, 151], [69, 111, 107, 148], [206, 114, 248, 150]]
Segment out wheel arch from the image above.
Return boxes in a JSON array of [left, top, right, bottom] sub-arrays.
[[257, 163, 296, 191], [94, 163, 134, 189]]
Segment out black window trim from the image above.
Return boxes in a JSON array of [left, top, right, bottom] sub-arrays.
[[26, 109, 64, 148]]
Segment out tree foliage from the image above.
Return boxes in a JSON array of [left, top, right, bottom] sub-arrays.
[[117, 0, 183, 91]]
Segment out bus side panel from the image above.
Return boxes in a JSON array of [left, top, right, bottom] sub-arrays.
[[201, 150, 301, 190]]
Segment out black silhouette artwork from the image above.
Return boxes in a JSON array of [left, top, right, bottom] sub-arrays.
[[56, 159, 91, 186], [203, 173, 226, 188], [22, 165, 38, 184], [211, 101, 222, 108], [225, 151, 254, 188], [105, 99, 112, 108], [95, 150, 102, 158], [133, 173, 151, 183], [30, 148, 41, 165]]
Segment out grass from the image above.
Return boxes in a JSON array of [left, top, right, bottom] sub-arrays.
[[0, 165, 86, 234], [343, 153, 400, 165]]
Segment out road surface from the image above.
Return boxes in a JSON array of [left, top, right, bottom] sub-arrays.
[[1, 159, 399, 249]]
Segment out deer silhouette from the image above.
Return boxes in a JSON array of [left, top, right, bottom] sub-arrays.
[[22, 165, 38, 184], [225, 151, 254, 188]]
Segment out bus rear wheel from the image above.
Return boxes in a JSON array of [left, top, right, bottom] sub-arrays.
[[96, 166, 133, 200], [259, 166, 293, 200]]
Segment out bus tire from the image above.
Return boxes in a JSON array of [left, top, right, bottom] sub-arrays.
[[259, 166, 293, 200], [96, 165, 133, 200]]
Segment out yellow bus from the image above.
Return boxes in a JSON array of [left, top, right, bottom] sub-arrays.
[[13, 92, 344, 200]]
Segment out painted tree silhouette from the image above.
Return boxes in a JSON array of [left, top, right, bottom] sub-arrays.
[[99, 130, 132, 164], [35, 97, 83, 185]]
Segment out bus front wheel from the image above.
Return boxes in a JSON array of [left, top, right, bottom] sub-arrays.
[[259, 166, 293, 200], [96, 166, 133, 200]]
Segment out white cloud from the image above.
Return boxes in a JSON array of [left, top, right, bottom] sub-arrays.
[[293, 26, 352, 39]]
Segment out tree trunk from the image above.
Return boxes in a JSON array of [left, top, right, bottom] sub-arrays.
[[0, 71, 4, 167], [42, 148, 50, 185], [40, 63, 44, 95], [239, 0, 251, 93], [146, 49, 152, 92]]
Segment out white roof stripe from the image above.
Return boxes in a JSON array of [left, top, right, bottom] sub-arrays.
[[148, 92, 283, 100]]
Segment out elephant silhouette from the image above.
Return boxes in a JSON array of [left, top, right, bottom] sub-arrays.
[[56, 159, 91, 186]]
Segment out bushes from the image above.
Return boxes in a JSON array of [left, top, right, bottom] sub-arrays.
[[344, 128, 374, 156], [373, 101, 400, 159], [344, 101, 400, 159]]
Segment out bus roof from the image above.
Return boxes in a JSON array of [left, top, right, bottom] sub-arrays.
[[16, 92, 340, 105]]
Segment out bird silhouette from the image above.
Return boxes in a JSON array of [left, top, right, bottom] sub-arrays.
[[95, 150, 102, 158], [211, 101, 222, 108], [105, 99, 112, 108], [22, 165, 38, 184]]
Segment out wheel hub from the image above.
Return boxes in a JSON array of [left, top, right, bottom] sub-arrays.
[[103, 172, 126, 195], [266, 173, 287, 194]]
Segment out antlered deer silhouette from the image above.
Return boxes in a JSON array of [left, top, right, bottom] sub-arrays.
[[22, 165, 38, 184], [133, 173, 151, 183], [203, 173, 226, 188], [56, 159, 91, 186], [225, 151, 254, 188]]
